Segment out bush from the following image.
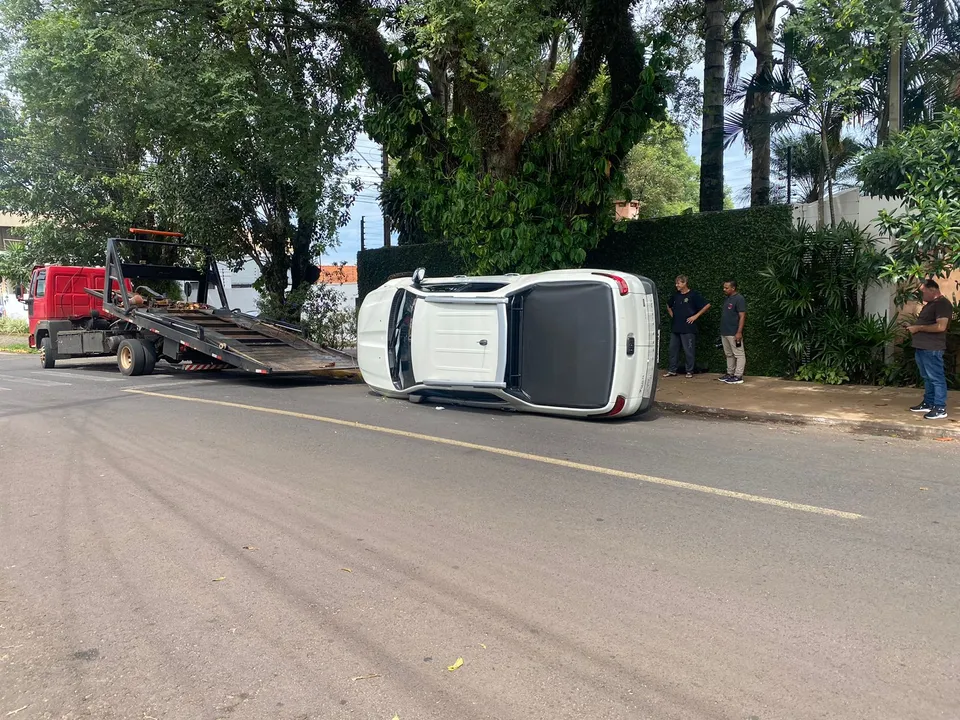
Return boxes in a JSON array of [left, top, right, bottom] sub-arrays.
[[758, 221, 896, 385], [256, 283, 357, 350], [0, 317, 29, 335], [357, 205, 795, 376]]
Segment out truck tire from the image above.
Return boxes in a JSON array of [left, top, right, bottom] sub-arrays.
[[39, 337, 56, 369], [117, 339, 147, 376], [142, 340, 158, 375]]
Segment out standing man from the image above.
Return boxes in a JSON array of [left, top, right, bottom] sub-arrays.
[[720, 280, 746, 384], [665, 275, 710, 378], [908, 278, 953, 420]]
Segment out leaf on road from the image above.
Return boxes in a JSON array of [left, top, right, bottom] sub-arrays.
[[920, 487, 929, 491], [213, 577, 226, 582], [351, 673, 381, 681], [934, 437, 954, 442], [242, 545, 258, 550], [447, 657, 464, 671], [392, 715, 400, 720], [341, 568, 352, 573], [479, 643, 486, 649]]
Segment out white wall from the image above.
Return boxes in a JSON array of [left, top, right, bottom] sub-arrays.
[[1, 294, 28, 320]]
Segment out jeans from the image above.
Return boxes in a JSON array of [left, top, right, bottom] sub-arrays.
[[915, 349, 947, 408], [669, 332, 697, 373], [721, 336, 746, 377]]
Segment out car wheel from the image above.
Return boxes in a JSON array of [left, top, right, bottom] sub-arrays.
[[39, 337, 56, 369], [117, 339, 147, 376], [407, 394, 425, 404]]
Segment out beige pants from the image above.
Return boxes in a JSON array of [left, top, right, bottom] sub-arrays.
[[721, 336, 746, 377]]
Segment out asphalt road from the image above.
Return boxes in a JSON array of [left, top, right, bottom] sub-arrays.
[[1, 353, 959, 720]]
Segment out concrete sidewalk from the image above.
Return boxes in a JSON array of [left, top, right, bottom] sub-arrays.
[[655, 373, 960, 440]]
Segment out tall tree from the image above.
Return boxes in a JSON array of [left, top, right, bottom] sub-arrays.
[[622, 121, 700, 218], [727, 0, 791, 207], [0, 0, 363, 318], [310, 0, 670, 272], [699, 0, 727, 212]]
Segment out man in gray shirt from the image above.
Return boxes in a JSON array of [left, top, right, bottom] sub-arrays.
[[719, 280, 746, 384]]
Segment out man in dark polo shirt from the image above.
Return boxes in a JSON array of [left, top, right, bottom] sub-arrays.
[[908, 278, 954, 420], [720, 280, 747, 384], [665, 275, 710, 378]]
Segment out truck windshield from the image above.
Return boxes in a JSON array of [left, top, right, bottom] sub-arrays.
[[388, 290, 418, 390]]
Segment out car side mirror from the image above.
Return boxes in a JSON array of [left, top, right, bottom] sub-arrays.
[[411, 267, 426, 288], [14, 285, 25, 302]]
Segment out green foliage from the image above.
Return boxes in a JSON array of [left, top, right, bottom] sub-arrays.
[[361, 0, 670, 274], [358, 206, 796, 377], [758, 221, 897, 385], [621, 121, 700, 218], [0, 317, 29, 335], [256, 282, 357, 350], [0, 241, 33, 287], [861, 108, 960, 300], [771, 131, 864, 204], [0, 1, 362, 319]]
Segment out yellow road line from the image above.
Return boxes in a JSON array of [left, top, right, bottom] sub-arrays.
[[124, 389, 863, 520]]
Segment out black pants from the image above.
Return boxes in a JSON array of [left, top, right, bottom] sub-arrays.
[[669, 332, 697, 373]]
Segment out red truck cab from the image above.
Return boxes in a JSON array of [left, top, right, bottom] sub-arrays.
[[20, 265, 131, 349]]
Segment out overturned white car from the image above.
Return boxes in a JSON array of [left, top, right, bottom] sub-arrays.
[[357, 268, 660, 419]]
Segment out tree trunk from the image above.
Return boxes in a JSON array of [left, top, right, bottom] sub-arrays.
[[887, 35, 902, 139], [699, 0, 726, 212], [819, 117, 836, 227], [748, 0, 776, 206]]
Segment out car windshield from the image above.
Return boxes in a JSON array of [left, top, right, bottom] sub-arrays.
[[388, 289, 417, 389]]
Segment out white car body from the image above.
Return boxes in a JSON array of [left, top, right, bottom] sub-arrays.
[[357, 268, 660, 419]]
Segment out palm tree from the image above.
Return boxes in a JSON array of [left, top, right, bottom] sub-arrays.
[[870, 0, 960, 141], [771, 131, 864, 204], [726, 0, 791, 207], [699, 0, 726, 212]]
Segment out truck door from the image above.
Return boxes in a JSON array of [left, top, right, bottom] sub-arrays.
[[26, 269, 46, 320]]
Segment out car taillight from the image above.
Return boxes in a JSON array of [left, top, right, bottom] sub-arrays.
[[603, 395, 626, 417], [594, 272, 629, 296]]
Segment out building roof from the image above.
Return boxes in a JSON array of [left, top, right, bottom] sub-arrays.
[[319, 265, 358, 284]]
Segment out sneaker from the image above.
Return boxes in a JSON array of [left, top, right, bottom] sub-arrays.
[[664, 371, 677, 377], [924, 407, 948, 420], [685, 372, 693, 379], [717, 374, 732, 382], [724, 376, 744, 384], [910, 402, 932, 413]]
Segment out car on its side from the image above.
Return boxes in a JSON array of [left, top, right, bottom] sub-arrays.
[[357, 267, 660, 419]]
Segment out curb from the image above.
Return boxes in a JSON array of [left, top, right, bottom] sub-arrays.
[[655, 401, 960, 441]]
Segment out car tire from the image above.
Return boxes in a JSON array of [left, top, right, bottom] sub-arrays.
[[39, 337, 56, 369], [117, 339, 147, 376], [407, 394, 425, 404]]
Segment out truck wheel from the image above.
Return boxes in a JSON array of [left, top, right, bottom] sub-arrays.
[[142, 341, 158, 375], [117, 339, 147, 376], [39, 337, 56, 369]]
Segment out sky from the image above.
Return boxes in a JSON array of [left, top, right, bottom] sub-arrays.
[[323, 57, 759, 266]]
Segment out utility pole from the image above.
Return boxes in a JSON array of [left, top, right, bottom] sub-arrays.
[[382, 147, 392, 247], [360, 216, 366, 251]]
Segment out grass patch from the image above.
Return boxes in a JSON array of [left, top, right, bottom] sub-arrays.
[[0, 342, 36, 354], [0, 318, 29, 334]]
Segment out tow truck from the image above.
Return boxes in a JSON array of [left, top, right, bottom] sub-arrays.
[[18, 229, 358, 377]]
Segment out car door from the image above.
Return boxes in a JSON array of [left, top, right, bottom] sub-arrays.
[[410, 295, 507, 387]]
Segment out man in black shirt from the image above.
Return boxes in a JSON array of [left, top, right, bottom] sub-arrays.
[[666, 275, 711, 378], [907, 278, 953, 420]]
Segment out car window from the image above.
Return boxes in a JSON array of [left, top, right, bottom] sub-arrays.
[[34, 270, 47, 298]]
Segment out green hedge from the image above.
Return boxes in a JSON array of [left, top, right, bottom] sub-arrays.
[[357, 242, 467, 300], [357, 205, 793, 376]]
